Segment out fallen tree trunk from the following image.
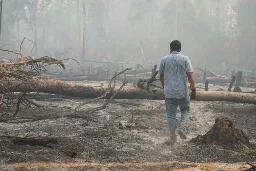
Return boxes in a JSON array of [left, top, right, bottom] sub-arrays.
[[196, 77, 232, 84], [197, 76, 256, 87], [1, 78, 256, 104], [45, 69, 150, 78], [50, 75, 137, 82], [247, 81, 256, 87]]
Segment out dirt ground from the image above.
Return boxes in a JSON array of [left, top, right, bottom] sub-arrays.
[[0, 93, 255, 170]]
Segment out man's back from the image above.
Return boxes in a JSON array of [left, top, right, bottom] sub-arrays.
[[159, 52, 193, 99], [159, 40, 196, 145]]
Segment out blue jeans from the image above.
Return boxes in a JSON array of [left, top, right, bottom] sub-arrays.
[[165, 96, 190, 136]]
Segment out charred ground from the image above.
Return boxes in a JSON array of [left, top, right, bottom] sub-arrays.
[[0, 95, 255, 168]]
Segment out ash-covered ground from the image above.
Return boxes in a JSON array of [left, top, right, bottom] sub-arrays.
[[0, 93, 255, 170]]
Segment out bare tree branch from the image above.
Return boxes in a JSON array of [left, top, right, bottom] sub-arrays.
[[13, 92, 26, 117], [19, 37, 36, 57], [75, 68, 132, 112], [0, 48, 22, 56], [246, 162, 256, 171], [86, 81, 128, 116], [24, 97, 42, 107], [137, 70, 159, 98], [0, 46, 67, 117]]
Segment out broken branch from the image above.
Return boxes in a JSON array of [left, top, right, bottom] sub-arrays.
[[13, 92, 26, 117], [75, 68, 131, 112]]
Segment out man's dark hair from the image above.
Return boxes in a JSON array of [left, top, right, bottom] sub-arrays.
[[170, 40, 181, 52]]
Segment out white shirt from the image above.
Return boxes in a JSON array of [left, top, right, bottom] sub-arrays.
[[159, 52, 193, 99]]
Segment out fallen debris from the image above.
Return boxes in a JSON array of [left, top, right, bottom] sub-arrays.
[[119, 121, 136, 130], [247, 162, 256, 171], [1, 134, 85, 158], [0, 51, 66, 116]]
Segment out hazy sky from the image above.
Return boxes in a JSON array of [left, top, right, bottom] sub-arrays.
[[0, 0, 255, 71]]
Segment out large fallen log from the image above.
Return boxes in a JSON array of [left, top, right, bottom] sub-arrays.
[[45, 69, 150, 78], [49, 75, 136, 82], [196, 77, 232, 84], [1, 78, 256, 104]]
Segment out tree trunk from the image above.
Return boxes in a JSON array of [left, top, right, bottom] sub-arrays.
[[33, 0, 39, 57], [17, 20, 20, 44], [0, 0, 3, 38], [41, 28, 46, 53], [1, 78, 256, 104], [81, 2, 86, 61], [228, 75, 236, 92], [77, 0, 81, 51]]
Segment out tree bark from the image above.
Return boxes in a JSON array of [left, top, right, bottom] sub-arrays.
[[1, 78, 256, 104], [81, 2, 86, 61], [228, 75, 236, 92], [77, 0, 81, 51]]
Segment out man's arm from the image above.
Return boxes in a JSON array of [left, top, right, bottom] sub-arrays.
[[185, 57, 196, 99], [188, 72, 196, 100], [159, 59, 164, 88], [187, 72, 196, 90], [185, 57, 195, 90]]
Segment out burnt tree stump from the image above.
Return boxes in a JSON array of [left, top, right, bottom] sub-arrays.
[[191, 118, 253, 149]]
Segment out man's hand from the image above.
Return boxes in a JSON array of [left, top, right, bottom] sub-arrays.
[[187, 72, 196, 100], [190, 89, 196, 100]]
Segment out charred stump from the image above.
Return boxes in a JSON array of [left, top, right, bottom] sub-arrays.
[[191, 118, 253, 149]]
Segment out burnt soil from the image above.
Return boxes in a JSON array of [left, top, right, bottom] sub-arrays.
[[0, 95, 255, 170]]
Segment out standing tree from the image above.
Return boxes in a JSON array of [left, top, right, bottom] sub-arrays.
[[235, 0, 256, 70]]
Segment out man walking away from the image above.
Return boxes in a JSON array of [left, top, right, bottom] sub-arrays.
[[159, 40, 196, 146]]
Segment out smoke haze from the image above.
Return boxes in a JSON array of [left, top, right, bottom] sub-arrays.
[[0, 0, 255, 72]]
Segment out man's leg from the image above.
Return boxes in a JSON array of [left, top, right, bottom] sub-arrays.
[[178, 96, 190, 139], [165, 98, 178, 144]]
